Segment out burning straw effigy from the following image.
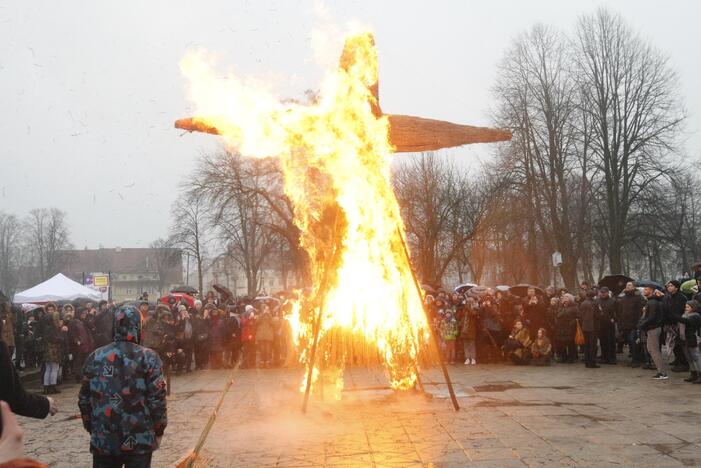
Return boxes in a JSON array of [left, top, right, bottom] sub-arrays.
[[175, 33, 510, 412]]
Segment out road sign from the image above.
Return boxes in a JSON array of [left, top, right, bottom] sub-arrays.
[[93, 275, 110, 287]]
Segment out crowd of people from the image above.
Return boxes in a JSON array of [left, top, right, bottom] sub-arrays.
[[0, 290, 295, 396], [429, 275, 701, 382], [0, 289, 294, 466], [1, 273, 699, 399], [1, 271, 701, 467]]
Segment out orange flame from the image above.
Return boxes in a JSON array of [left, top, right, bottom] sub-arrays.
[[181, 33, 433, 390]]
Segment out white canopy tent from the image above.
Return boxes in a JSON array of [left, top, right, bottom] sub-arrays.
[[13, 273, 102, 303]]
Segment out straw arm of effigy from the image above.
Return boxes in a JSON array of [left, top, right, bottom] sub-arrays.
[[174, 115, 511, 153]]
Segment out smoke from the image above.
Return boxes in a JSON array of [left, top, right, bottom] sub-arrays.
[[198, 370, 446, 461]]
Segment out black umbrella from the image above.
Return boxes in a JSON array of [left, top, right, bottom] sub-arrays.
[[509, 284, 544, 298], [212, 284, 234, 303], [635, 280, 664, 291], [453, 283, 477, 295], [170, 285, 199, 295], [598, 274, 634, 296]]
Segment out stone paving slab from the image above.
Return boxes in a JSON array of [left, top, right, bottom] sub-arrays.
[[18, 360, 701, 467]]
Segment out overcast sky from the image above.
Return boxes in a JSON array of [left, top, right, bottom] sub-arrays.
[[2, 0, 699, 249]]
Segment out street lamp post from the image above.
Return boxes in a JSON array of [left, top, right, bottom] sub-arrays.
[[186, 252, 190, 286]]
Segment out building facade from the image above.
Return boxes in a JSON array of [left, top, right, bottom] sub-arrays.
[[196, 255, 299, 298], [60, 247, 183, 303]]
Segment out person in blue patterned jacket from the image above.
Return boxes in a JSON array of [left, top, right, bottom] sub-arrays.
[[78, 305, 167, 468]]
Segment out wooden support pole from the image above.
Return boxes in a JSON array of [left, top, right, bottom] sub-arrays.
[[301, 207, 343, 414], [301, 301, 324, 414], [397, 227, 460, 411], [413, 363, 426, 395]]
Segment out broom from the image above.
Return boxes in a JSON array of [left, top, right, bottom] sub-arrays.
[[175, 358, 241, 467]]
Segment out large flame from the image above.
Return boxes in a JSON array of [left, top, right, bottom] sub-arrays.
[[181, 33, 434, 390]]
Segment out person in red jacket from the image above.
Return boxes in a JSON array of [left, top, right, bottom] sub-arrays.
[[65, 306, 93, 383]]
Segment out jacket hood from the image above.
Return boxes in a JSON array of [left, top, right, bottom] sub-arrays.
[[113, 305, 142, 344]]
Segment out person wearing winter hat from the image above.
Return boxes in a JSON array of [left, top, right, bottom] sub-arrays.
[[191, 305, 210, 370], [240, 305, 257, 368], [209, 308, 228, 369], [694, 273, 701, 304], [439, 310, 458, 364], [42, 311, 66, 394], [175, 305, 194, 373], [673, 300, 701, 383]]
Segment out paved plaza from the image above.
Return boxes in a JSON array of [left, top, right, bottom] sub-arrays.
[[19, 361, 701, 467]]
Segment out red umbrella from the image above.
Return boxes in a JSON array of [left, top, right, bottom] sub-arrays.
[[159, 293, 195, 308]]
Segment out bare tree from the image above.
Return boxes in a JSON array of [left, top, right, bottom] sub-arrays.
[[394, 154, 500, 285], [170, 192, 209, 293], [190, 150, 307, 285], [194, 152, 281, 296], [574, 8, 685, 274], [624, 168, 701, 280], [24, 208, 71, 281], [493, 24, 593, 289], [0, 212, 22, 295], [150, 238, 181, 296]]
